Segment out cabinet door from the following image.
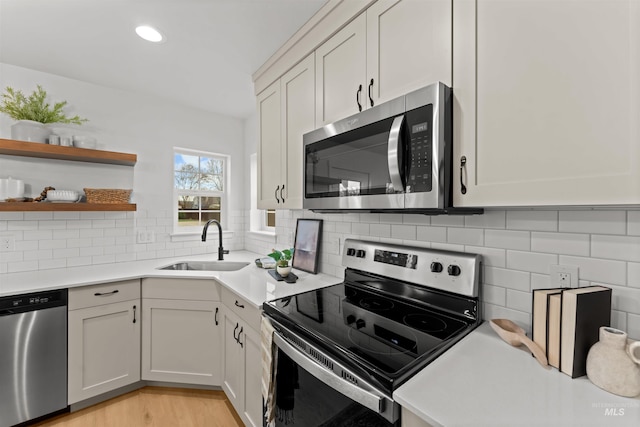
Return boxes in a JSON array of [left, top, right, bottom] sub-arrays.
[[453, 0, 640, 207], [257, 80, 282, 209], [68, 300, 140, 404], [222, 310, 245, 413], [367, 0, 452, 105], [315, 13, 367, 125], [280, 54, 316, 209], [241, 326, 262, 427], [141, 299, 222, 385]]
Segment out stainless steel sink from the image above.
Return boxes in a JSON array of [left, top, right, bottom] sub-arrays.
[[158, 261, 249, 271]]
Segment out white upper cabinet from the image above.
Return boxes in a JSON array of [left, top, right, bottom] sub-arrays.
[[453, 0, 640, 207], [257, 81, 282, 209], [315, 14, 367, 125], [316, 0, 452, 126], [258, 54, 315, 210], [367, 0, 452, 105]]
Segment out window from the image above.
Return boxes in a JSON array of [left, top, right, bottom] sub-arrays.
[[174, 148, 228, 233], [250, 153, 276, 232]]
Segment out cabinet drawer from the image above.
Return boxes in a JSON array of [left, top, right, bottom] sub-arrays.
[[221, 287, 261, 330], [142, 278, 220, 301], [69, 279, 141, 311]]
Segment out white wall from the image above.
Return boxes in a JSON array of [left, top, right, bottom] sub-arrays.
[[272, 209, 640, 340], [0, 63, 246, 272]]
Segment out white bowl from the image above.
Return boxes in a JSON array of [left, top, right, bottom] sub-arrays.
[[72, 136, 97, 149], [47, 190, 80, 202]]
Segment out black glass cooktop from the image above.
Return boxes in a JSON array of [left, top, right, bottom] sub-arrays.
[[263, 270, 474, 391]]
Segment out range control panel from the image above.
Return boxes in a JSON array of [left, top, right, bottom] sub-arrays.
[[373, 249, 417, 269], [342, 239, 481, 298]]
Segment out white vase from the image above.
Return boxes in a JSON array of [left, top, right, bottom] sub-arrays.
[[10, 120, 50, 143], [276, 265, 292, 277], [586, 327, 640, 397]]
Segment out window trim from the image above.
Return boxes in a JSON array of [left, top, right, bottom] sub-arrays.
[[173, 147, 230, 235]]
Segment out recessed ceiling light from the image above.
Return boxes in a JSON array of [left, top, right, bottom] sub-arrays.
[[135, 25, 164, 43]]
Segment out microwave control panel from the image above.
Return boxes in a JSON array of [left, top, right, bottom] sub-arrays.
[[406, 104, 433, 193]]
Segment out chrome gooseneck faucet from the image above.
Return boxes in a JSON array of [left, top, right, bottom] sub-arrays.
[[201, 219, 229, 260]]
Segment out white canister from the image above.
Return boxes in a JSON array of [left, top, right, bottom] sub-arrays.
[[0, 177, 25, 201]]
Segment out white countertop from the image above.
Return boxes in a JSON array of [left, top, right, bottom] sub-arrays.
[[394, 322, 640, 427], [0, 251, 339, 307]]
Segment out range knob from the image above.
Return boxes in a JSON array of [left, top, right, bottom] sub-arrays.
[[430, 262, 443, 273], [356, 250, 366, 258], [355, 319, 366, 329], [346, 248, 356, 256], [346, 315, 356, 325], [447, 264, 461, 276]]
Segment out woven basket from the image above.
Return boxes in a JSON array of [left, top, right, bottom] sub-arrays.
[[84, 188, 132, 204]]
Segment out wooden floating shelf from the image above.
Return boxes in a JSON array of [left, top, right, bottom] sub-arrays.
[[0, 138, 137, 166], [0, 203, 136, 212]]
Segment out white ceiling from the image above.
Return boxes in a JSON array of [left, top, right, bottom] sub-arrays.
[[0, 0, 326, 119]]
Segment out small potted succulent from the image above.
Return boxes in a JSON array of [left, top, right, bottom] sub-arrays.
[[268, 248, 294, 277], [0, 85, 88, 143]]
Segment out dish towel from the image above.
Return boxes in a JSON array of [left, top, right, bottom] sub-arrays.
[[261, 315, 277, 427]]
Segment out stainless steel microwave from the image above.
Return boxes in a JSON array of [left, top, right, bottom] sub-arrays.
[[303, 82, 481, 214]]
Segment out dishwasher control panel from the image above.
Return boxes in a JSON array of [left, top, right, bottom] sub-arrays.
[[0, 289, 68, 313]]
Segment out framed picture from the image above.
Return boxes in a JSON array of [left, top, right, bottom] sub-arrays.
[[292, 219, 322, 274]]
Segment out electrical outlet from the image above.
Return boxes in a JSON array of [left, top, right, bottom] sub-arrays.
[[0, 236, 15, 252], [136, 230, 156, 244], [550, 265, 579, 288]]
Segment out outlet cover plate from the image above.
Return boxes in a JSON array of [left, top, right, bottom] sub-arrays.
[[550, 264, 579, 288]]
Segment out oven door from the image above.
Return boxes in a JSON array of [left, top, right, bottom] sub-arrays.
[[269, 331, 399, 427], [303, 96, 407, 211]]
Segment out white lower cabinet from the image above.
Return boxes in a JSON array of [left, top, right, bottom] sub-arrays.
[[68, 280, 141, 404], [141, 278, 222, 386], [222, 290, 262, 427], [401, 407, 433, 427]]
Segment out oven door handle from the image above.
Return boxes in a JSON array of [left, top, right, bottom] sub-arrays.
[[387, 114, 405, 192], [273, 332, 386, 416]]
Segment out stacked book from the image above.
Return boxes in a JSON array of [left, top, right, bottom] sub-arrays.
[[532, 286, 612, 378]]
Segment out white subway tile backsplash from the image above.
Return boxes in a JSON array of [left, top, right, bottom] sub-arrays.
[[482, 303, 530, 332], [67, 256, 93, 267], [53, 212, 80, 220], [370, 224, 391, 238], [15, 240, 38, 251], [448, 227, 483, 246], [629, 263, 640, 289], [352, 223, 370, 236], [38, 259, 66, 270], [391, 225, 417, 240], [0, 212, 24, 220], [628, 211, 640, 236], [380, 214, 404, 224], [559, 210, 626, 235], [92, 254, 117, 264], [24, 212, 53, 221], [80, 212, 105, 220], [507, 250, 558, 275], [485, 229, 530, 251], [8, 261, 38, 273], [559, 255, 627, 286], [608, 285, 640, 315], [628, 314, 640, 341], [530, 232, 590, 256], [464, 210, 505, 229], [23, 230, 51, 241], [54, 248, 80, 259], [52, 229, 80, 240], [465, 246, 506, 268], [530, 273, 550, 290], [611, 310, 627, 332], [24, 249, 53, 261], [592, 235, 640, 262], [430, 242, 464, 252], [506, 210, 558, 231], [80, 228, 104, 238], [67, 220, 93, 229], [8, 221, 38, 231], [359, 213, 380, 223], [431, 216, 464, 227], [506, 289, 531, 313], [402, 214, 431, 225], [38, 220, 67, 230], [416, 226, 447, 243], [484, 266, 530, 292], [482, 284, 506, 305], [39, 240, 67, 250], [335, 222, 352, 234]]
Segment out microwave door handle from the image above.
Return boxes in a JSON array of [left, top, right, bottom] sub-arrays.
[[273, 332, 386, 416], [387, 114, 405, 192]]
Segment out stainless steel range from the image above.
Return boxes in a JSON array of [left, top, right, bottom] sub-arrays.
[[262, 239, 482, 426]]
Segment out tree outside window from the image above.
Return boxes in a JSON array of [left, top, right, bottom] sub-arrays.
[[174, 150, 227, 231]]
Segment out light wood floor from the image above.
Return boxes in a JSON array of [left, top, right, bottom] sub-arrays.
[[33, 387, 244, 427]]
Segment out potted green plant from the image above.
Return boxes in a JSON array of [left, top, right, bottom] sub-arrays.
[[268, 248, 294, 277], [0, 85, 88, 143]]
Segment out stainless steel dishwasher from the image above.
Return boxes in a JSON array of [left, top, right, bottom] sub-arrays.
[[0, 289, 68, 427]]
